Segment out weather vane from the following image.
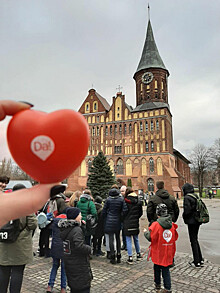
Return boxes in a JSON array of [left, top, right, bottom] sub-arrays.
[[116, 85, 123, 92], [148, 3, 150, 20]]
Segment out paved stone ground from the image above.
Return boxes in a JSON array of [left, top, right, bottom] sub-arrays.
[[21, 233, 220, 293]]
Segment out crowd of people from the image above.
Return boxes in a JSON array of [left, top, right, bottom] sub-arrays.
[[0, 172, 207, 293]]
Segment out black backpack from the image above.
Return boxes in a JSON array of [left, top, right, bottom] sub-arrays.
[[0, 219, 24, 243], [188, 193, 210, 224]]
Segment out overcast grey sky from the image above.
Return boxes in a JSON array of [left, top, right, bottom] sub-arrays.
[[0, 0, 220, 160]]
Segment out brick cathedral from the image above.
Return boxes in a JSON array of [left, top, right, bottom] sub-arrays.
[[68, 19, 191, 197]]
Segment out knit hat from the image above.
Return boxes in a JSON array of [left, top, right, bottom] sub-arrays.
[[95, 196, 103, 204], [156, 203, 168, 217], [66, 207, 81, 220]]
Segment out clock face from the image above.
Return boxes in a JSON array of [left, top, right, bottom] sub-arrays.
[[142, 72, 154, 84]]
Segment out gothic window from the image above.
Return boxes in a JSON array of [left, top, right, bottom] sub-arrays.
[[148, 178, 154, 192], [140, 121, 143, 132], [155, 93, 158, 99], [129, 123, 132, 134], [115, 125, 117, 135], [157, 157, 163, 175], [141, 159, 147, 176], [116, 159, 123, 174], [145, 121, 148, 132], [93, 101, 97, 112], [97, 127, 99, 136], [151, 120, 154, 131], [156, 120, 159, 130], [97, 116, 99, 123], [119, 124, 122, 134], [105, 126, 108, 136], [145, 142, 149, 152], [124, 124, 127, 135], [149, 157, 154, 173], [92, 127, 95, 136], [126, 159, 132, 176], [114, 146, 122, 154], [88, 160, 92, 171], [110, 125, 112, 135], [85, 103, 90, 112], [151, 141, 154, 151]]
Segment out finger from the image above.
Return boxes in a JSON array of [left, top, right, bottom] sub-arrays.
[[0, 100, 32, 120], [0, 184, 55, 227]]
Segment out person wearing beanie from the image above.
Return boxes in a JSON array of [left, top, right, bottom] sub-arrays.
[[92, 196, 105, 256], [182, 183, 204, 268], [144, 203, 178, 293], [102, 186, 128, 264], [58, 207, 92, 293], [147, 181, 179, 226], [0, 184, 37, 293]]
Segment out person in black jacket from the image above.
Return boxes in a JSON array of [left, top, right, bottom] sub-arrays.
[[182, 183, 204, 268], [123, 187, 143, 264], [92, 196, 105, 256], [102, 187, 127, 264], [147, 181, 179, 226], [58, 207, 92, 293]]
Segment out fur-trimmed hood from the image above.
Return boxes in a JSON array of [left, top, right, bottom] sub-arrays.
[[58, 219, 80, 240]]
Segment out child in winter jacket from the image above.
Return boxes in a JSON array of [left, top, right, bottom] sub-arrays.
[[58, 207, 92, 293], [144, 203, 178, 293]]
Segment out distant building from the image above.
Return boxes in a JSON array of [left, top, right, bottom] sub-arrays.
[[68, 19, 191, 197]]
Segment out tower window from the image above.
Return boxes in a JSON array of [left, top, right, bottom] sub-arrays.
[[110, 125, 112, 135], [145, 121, 148, 132], [129, 123, 132, 134], [92, 127, 95, 136], [124, 124, 127, 135], [140, 122, 143, 132], [105, 126, 108, 136], [156, 120, 159, 131], [115, 125, 117, 135], [145, 142, 149, 152], [151, 120, 154, 131], [97, 127, 99, 136], [119, 124, 122, 134], [151, 141, 154, 151]]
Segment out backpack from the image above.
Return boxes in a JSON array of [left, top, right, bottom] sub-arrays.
[[86, 201, 97, 235], [0, 219, 24, 243], [47, 199, 58, 218], [188, 193, 210, 224], [37, 212, 52, 229]]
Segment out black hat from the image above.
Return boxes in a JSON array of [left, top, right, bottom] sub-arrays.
[[156, 203, 168, 217], [66, 207, 81, 220], [13, 184, 26, 191], [95, 196, 103, 204]]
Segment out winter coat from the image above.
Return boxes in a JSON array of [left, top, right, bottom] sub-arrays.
[[51, 214, 66, 259], [77, 194, 97, 222], [0, 214, 37, 266], [94, 202, 104, 238], [102, 188, 128, 234], [147, 189, 179, 225], [123, 192, 143, 236], [144, 215, 178, 267], [182, 183, 198, 225], [58, 219, 92, 291]]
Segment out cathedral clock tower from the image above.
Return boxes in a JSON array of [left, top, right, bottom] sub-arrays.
[[133, 20, 169, 106]]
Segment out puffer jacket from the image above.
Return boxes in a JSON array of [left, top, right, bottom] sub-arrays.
[[102, 188, 128, 234], [51, 214, 66, 259], [182, 183, 198, 225], [58, 219, 92, 291], [77, 193, 97, 222], [147, 189, 179, 225], [123, 192, 143, 236], [94, 202, 104, 238], [0, 214, 37, 266]]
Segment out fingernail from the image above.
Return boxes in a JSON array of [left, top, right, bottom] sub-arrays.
[[18, 101, 34, 107], [50, 185, 66, 198]]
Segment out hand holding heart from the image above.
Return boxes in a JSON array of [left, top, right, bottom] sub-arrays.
[[7, 108, 90, 183]]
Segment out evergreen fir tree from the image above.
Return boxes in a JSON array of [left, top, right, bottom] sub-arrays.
[[87, 151, 116, 198], [127, 178, 132, 187]]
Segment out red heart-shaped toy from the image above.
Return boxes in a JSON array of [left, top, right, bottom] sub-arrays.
[[7, 109, 90, 183]]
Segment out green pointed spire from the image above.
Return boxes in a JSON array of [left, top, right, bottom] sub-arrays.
[[136, 20, 168, 73]]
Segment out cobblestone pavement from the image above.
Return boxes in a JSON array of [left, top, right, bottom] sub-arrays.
[[21, 236, 220, 293]]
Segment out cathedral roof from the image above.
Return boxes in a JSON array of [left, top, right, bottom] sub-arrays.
[[95, 91, 111, 111], [135, 20, 168, 74], [132, 101, 170, 113]]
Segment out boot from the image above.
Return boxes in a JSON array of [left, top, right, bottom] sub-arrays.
[[46, 286, 53, 293], [160, 289, 172, 293], [117, 254, 121, 263], [110, 253, 116, 264], [155, 283, 161, 293], [107, 251, 111, 259]]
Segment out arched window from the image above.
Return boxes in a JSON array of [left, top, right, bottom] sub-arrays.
[[126, 159, 132, 176], [97, 127, 99, 136], [124, 124, 127, 135], [149, 158, 154, 173], [145, 142, 149, 152], [88, 160, 92, 171], [151, 120, 154, 131], [156, 120, 159, 130], [115, 125, 117, 135], [157, 158, 163, 175], [140, 122, 143, 132], [97, 116, 99, 123], [110, 125, 112, 135], [129, 123, 132, 134], [93, 102, 97, 111], [105, 126, 108, 136], [116, 159, 123, 175], [141, 158, 147, 176], [145, 121, 148, 132], [151, 141, 154, 151], [148, 178, 154, 192], [92, 127, 95, 136], [119, 124, 122, 134]]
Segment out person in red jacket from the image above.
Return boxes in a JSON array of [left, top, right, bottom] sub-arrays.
[[144, 203, 178, 293]]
